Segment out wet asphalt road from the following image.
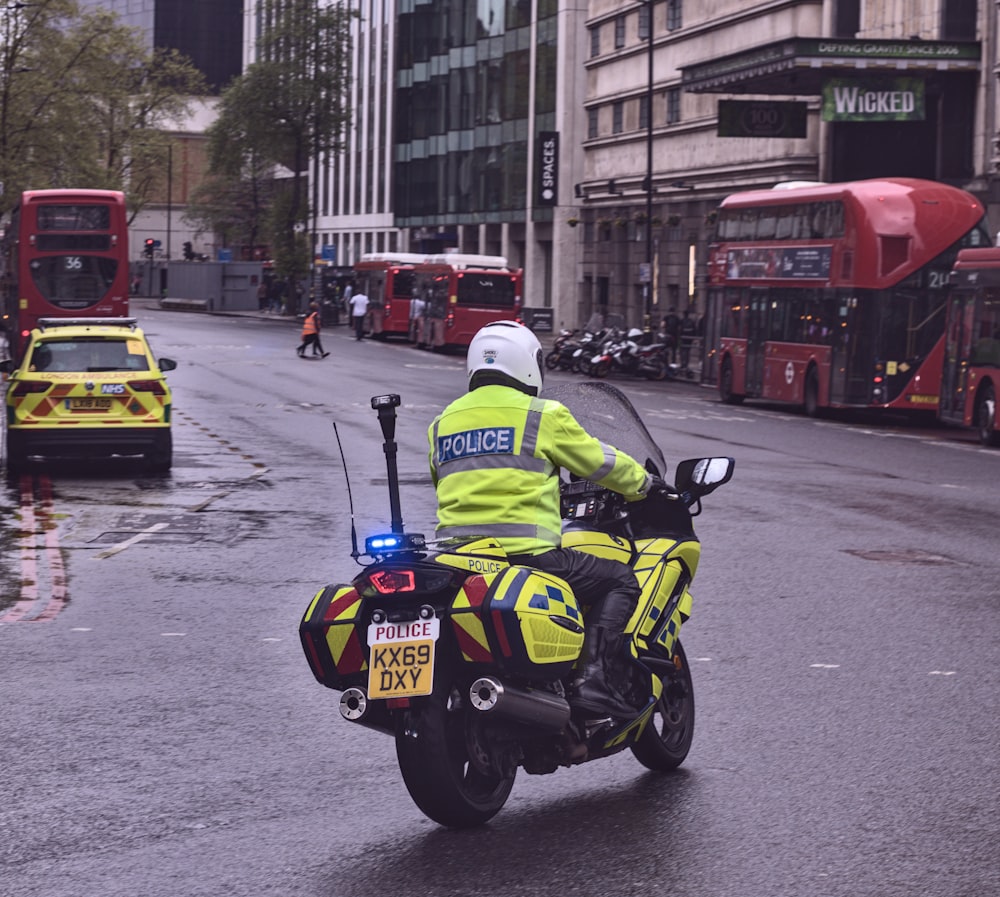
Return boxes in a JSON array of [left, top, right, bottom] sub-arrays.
[[1, 306, 998, 897]]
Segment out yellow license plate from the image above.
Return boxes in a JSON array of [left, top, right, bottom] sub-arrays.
[[67, 397, 113, 410], [367, 618, 439, 698]]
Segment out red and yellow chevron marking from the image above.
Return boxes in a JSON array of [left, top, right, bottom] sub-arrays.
[[452, 613, 492, 662], [322, 586, 361, 623], [326, 624, 366, 673]]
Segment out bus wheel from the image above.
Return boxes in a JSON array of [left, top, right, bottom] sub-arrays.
[[977, 384, 1000, 447], [804, 369, 821, 418], [719, 358, 743, 405]]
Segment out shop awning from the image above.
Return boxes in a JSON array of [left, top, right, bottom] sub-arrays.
[[680, 37, 980, 95]]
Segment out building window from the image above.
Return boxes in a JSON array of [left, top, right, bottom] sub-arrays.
[[590, 24, 600, 58], [666, 87, 680, 124], [639, 94, 650, 130], [833, 0, 860, 37], [612, 101, 624, 134], [941, 0, 976, 40], [614, 15, 625, 49], [588, 107, 599, 139], [667, 0, 682, 31], [638, 4, 650, 41]]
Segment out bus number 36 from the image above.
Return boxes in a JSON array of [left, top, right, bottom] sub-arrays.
[[62, 256, 83, 271]]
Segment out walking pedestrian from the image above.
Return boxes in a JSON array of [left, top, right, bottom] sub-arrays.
[[269, 278, 285, 315], [297, 302, 329, 358], [347, 289, 370, 340], [679, 309, 697, 374], [662, 307, 680, 364]]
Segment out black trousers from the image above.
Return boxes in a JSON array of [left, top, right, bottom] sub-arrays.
[[298, 333, 321, 354], [509, 547, 640, 631]]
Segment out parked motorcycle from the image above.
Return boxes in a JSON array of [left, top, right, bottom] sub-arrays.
[[587, 328, 671, 380], [299, 383, 734, 828], [544, 328, 579, 371]]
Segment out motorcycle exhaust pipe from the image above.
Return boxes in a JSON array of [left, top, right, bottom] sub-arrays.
[[339, 687, 395, 736], [469, 677, 571, 733]]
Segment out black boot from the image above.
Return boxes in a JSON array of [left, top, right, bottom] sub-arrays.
[[569, 626, 635, 719]]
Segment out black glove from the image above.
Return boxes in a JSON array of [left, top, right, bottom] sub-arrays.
[[644, 474, 677, 498]]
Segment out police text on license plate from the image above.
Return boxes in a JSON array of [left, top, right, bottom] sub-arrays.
[[367, 617, 440, 698]]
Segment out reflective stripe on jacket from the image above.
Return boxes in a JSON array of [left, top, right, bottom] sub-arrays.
[[301, 312, 319, 337], [428, 385, 649, 555]]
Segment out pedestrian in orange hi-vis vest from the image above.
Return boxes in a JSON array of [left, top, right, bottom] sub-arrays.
[[297, 302, 329, 358]]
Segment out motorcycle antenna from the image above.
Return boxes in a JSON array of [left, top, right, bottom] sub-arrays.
[[371, 394, 405, 534], [331, 421, 361, 560]]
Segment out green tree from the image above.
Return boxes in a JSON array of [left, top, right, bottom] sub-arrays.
[[205, 0, 354, 309], [0, 0, 205, 219]]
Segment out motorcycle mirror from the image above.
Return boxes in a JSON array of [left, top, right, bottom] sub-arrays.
[[674, 457, 735, 498]]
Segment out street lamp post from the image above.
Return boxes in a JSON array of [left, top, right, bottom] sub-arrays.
[[165, 141, 172, 261], [642, 2, 655, 333]]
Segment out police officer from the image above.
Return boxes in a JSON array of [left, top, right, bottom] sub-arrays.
[[428, 321, 652, 718]]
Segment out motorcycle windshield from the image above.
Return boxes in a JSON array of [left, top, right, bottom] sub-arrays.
[[542, 381, 666, 478]]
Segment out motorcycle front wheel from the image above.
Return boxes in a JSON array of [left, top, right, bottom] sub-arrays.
[[630, 640, 694, 771], [545, 349, 563, 371], [395, 676, 516, 828]]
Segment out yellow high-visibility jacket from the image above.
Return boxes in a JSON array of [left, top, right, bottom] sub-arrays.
[[428, 385, 650, 555]]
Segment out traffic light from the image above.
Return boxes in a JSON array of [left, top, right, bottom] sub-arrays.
[[143, 238, 155, 258], [183, 241, 195, 261]]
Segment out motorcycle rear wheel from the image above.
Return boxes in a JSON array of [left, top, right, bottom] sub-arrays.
[[395, 677, 516, 828], [590, 358, 612, 378], [545, 349, 563, 371], [630, 640, 695, 771]]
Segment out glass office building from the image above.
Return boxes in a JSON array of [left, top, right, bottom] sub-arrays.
[[387, 0, 575, 316]]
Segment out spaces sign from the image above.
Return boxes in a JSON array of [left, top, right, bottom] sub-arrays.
[[536, 131, 559, 206]]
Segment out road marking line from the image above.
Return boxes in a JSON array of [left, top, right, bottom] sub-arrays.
[[31, 476, 67, 622], [0, 474, 68, 624], [93, 522, 170, 559]]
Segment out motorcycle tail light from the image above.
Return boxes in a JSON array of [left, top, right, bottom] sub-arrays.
[[368, 570, 416, 594]]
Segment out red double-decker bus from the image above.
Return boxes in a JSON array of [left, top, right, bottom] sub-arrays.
[[412, 254, 522, 350], [354, 252, 426, 340], [941, 247, 1000, 445], [1, 189, 130, 361], [705, 178, 989, 416]]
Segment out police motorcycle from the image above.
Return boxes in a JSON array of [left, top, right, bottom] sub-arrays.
[[299, 382, 734, 828]]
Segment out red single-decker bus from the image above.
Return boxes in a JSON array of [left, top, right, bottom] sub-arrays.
[[412, 254, 522, 350], [705, 178, 989, 416], [941, 247, 1000, 445], [1, 189, 130, 361], [354, 252, 426, 340]]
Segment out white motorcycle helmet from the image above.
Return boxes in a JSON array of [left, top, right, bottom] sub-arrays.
[[467, 320, 544, 395]]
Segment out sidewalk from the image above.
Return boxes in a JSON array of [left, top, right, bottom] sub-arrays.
[[136, 295, 325, 325]]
